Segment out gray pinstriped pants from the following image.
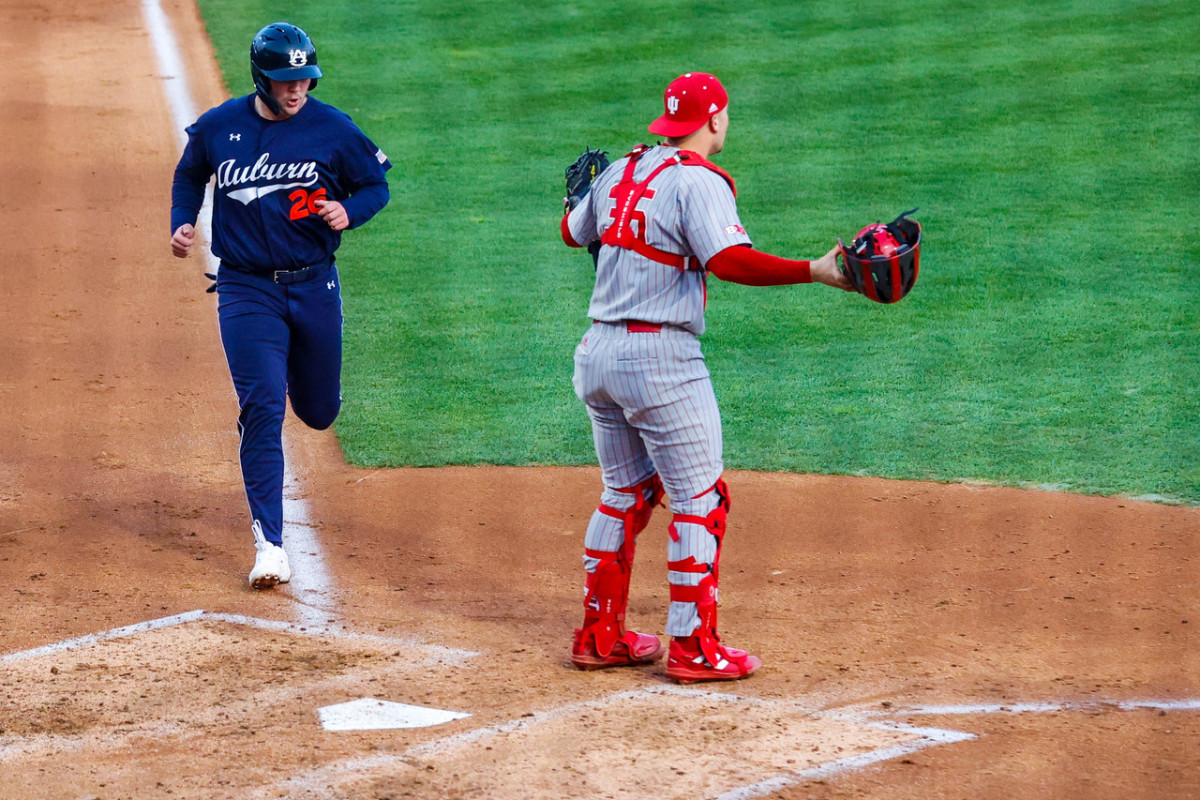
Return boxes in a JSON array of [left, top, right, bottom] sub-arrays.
[[573, 322, 725, 636]]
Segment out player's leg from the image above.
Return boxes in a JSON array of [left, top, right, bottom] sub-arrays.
[[216, 270, 292, 589], [284, 265, 343, 430], [663, 479, 760, 683], [620, 332, 760, 682], [570, 327, 665, 669], [572, 402, 666, 669]]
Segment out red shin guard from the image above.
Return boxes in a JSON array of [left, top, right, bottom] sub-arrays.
[[572, 475, 665, 670], [666, 480, 760, 682]]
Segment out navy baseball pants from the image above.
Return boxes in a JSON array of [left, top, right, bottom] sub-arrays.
[[216, 263, 343, 545]]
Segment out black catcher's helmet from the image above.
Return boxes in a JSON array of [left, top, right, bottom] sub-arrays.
[[250, 22, 322, 115], [838, 208, 922, 304]]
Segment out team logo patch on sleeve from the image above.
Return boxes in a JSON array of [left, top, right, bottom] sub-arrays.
[[724, 224, 746, 235]]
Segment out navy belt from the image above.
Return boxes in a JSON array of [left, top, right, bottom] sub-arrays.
[[272, 266, 317, 285], [221, 261, 327, 285]]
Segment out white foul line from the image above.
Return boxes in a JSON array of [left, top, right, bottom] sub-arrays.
[[140, 0, 333, 626]]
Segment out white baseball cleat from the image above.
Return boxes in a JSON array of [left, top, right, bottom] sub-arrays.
[[249, 520, 291, 590]]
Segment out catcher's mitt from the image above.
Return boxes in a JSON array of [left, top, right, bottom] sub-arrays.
[[565, 147, 610, 210], [838, 207, 922, 304]]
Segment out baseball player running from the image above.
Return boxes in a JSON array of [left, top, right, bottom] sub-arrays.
[[561, 72, 850, 682], [169, 22, 391, 589]]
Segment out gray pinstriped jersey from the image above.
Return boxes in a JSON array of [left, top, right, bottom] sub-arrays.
[[566, 145, 752, 336]]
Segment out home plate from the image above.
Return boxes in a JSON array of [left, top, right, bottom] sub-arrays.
[[318, 698, 471, 731]]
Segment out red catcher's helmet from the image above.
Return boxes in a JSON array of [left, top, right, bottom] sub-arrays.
[[838, 208, 921, 303]]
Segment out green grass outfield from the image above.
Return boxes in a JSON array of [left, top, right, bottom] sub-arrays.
[[196, 0, 1200, 503]]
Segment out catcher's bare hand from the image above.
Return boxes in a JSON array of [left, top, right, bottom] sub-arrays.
[[171, 223, 195, 259], [812, 244, 853, 291], [314, 199, 349, 231]]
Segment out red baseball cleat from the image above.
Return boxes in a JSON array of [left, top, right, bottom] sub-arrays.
[[665, 636, 761, 684], [571, 629, 665, 670]]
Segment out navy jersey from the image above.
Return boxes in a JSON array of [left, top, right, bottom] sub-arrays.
[[171, 94, 391, 271]]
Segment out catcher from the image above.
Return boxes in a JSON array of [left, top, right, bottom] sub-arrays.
[[560, 72, 851, 683]]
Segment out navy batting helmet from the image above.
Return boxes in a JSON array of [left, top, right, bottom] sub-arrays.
[[838, 208, 922, 304], [250, 22, 322, 115]]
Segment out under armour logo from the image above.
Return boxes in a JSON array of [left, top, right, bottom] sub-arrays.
[[289, 49, 308, 67], [666, 95, 680, 115], [229, 133, 241, 141], [327, 280, 336, 290]]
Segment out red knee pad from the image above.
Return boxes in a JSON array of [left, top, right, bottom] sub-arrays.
[[667, 478, 729, 549], [667, 478, 731, 583], [597, 473, 665, 561]]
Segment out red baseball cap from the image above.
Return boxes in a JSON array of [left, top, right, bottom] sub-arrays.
[[648, 72, 728, 138]]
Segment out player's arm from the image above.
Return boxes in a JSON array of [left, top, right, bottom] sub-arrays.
[[707, 244, 850, 289], [562, 191, 601, 246], [561, 201, 604, 269], [324, 176, 389, 231], [561, 207, 585, 248], [169, 123, 212, 259], [562, 148, 607, 250], [322, 132, 392, 231], [681, 169, 850, 290], [170, 223, 196, 259]]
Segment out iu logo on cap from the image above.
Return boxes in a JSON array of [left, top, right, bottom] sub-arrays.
[[667, 95, 680, 115], [288, 49, 308, 67]]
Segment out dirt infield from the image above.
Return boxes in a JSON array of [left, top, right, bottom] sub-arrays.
[[1, 1, 1197, 798]]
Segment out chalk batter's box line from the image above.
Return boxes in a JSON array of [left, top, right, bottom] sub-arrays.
[[0, 610, 477, 665]]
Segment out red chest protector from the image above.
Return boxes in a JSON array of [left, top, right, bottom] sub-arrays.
[[600, 145, 737, 271]]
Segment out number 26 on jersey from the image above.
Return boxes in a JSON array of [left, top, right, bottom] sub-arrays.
[[288, 186, 327, 221]]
